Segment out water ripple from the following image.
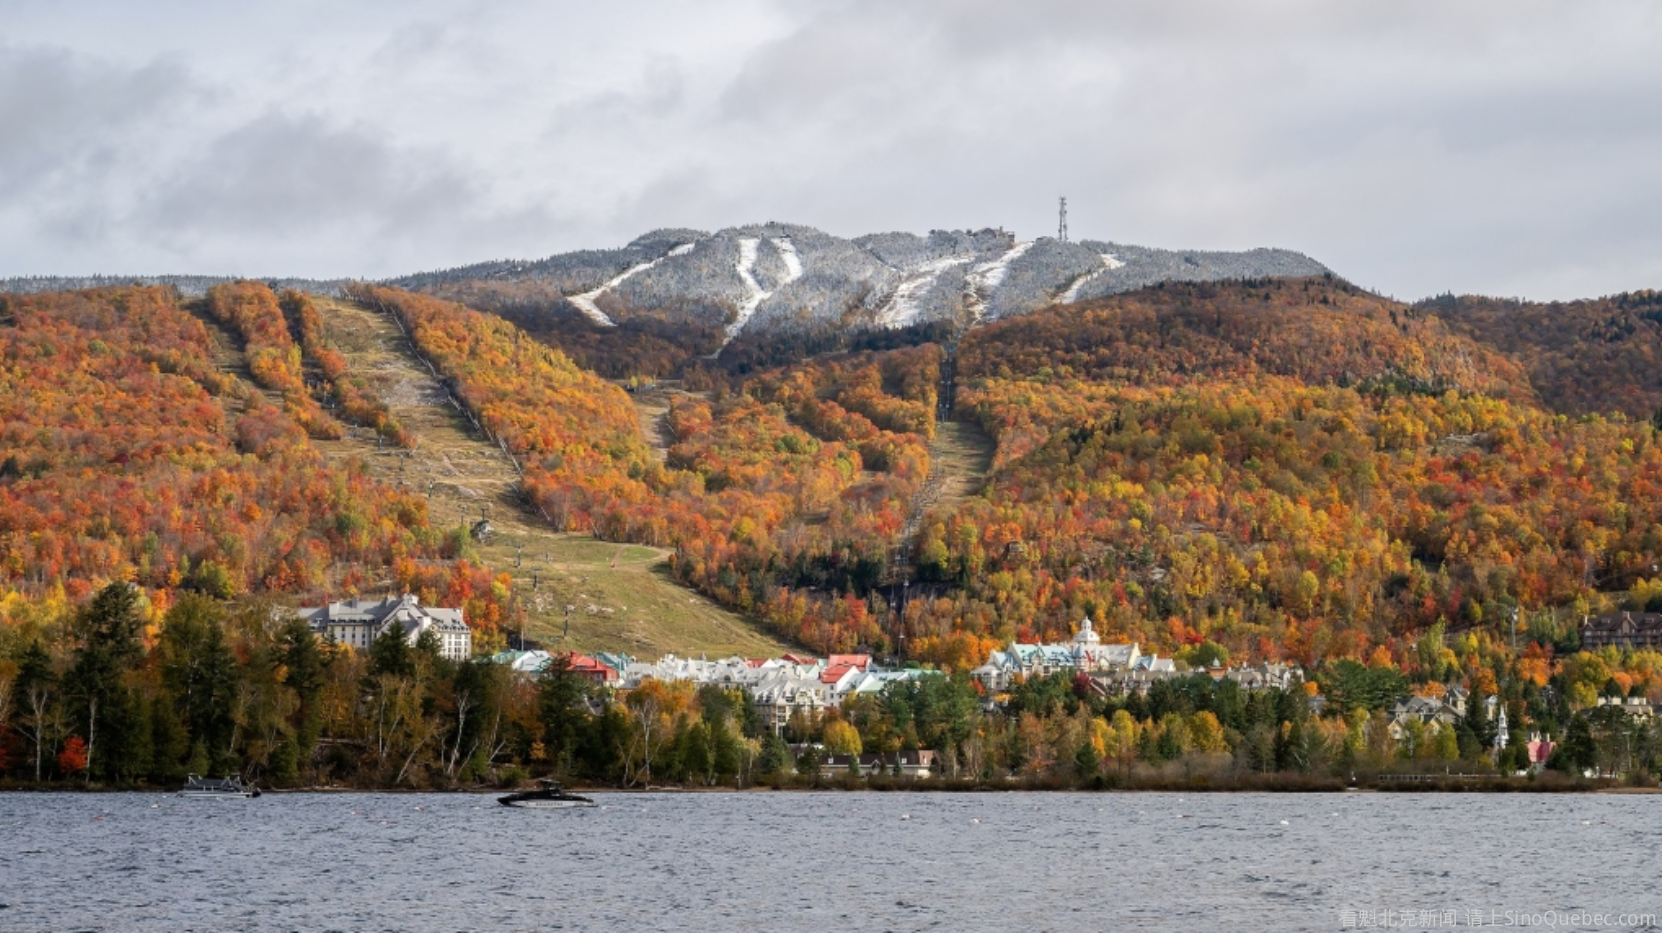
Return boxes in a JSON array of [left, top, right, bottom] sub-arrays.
[[1, 791, 1658, 931]]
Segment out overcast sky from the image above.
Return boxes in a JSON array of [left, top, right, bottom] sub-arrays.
[[5, 0, 1660, 300]]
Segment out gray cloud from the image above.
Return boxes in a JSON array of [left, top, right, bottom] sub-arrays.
[[0, 44, 194, 195], [136, 112, 476, 239], [3, 0, 1661, 298]]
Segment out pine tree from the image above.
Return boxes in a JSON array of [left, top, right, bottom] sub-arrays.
[[66, 583, 144, 780]]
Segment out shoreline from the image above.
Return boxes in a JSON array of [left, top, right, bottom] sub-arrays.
[[1, 775, 1643, 795]]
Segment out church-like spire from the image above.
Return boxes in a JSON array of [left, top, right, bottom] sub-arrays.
[[1074, 615, 1100, 645]]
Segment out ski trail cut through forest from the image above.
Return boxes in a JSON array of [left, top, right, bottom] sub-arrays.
[[876, 255, 974, 328], [184, 300, 284, 420], [566, 242, 697, 327], [963, 241, 1035, 324], [296, 295, 791, 658], [886, 417, 997, 585], [930, 420, 995, 509], [1058, 253, 1127, 305], [775, 237, 803, 280], [884, 346, 996, 583], [721, 237, 802, 347], [624, 381, 708, 464]]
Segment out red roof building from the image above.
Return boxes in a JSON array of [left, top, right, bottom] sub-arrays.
[[561, 653, 619, 685], [828, 654, 872, 671], [821, 663, 855, 685], [1527, 739, 1554, 766]]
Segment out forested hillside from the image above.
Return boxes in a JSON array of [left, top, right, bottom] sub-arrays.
[[348, 285, 938, 652], [895, 279, 1659, 663], [0, 285, 517, 633], [1424, 290, 1662, 419], [340, 277, 1662, 673], [10, 272, 1662, 789]]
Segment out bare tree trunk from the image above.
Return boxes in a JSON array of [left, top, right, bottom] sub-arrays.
[[395, 743, 424, 786], [483, 707, 508, 767], [446, 690, 474, 778], [395, 720, 436, 787], [85, 695, 98, 781], [229, 684, 254, 770], [27, 687, 51, 783]]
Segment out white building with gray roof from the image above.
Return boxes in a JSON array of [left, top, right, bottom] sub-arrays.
[[295, 593, 472, 661]]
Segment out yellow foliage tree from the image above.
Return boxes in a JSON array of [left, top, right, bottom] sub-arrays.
[[823, 719, 862, 756]]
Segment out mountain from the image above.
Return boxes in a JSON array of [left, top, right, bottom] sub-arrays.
[[0, 223, 1327, 375], [390, 222, 1328, 343]]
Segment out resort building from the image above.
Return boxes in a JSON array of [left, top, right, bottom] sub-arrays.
[[971, 617, 1146, 692], [295, 593, 472, 661], [1581, 612, 1662, 650]]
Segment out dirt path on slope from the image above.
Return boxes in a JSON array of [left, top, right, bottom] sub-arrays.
[[183, 299, 282, 419], [883, 417, 997, 586], [300, 296, 790, 659], [621, 382, 707, 464], [930, 420, 995, 509]]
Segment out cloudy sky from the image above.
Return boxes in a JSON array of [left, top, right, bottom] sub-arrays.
[[5, 0, 1660, 300]]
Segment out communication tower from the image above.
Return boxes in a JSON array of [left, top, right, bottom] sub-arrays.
[[1058, 196, 1068, 242]]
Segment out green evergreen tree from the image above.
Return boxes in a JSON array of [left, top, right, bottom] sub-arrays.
[[1074, 738, 1101, 781], [1558, 715, 1597, 773], [1461, 696, 1496, 751], [536, 656, 589, 777], [366, 625, 415, 679], [757, 733, 792, 776], [160, 595, 238, 771], [277, 618, 329, 778], [66, 583, 144, 780], [680, 721, 712, 784], [149, 693, 190, 783]]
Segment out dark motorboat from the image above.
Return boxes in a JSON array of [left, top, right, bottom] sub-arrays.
[[498, 778, 595, 809], [180, 773, 260, 798]]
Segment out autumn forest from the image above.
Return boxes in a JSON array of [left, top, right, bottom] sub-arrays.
[[5, 271, 1662, 789]]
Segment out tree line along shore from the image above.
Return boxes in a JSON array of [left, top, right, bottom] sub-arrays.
[[3, 582, 1653, 794]]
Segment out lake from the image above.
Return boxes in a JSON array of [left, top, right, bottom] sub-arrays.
[[1, 790, 1657, 932]]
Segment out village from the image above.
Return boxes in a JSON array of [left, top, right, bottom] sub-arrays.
[[288, 592, 1662, 781]]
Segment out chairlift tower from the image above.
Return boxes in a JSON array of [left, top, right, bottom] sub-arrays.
[[1058, 196, 1068, 243]]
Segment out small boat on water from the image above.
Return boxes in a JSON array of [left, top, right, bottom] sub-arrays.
[[179, 774, 260, 798], [498, 778, 595, 809]]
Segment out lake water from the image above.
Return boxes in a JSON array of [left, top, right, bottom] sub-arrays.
[[1, 790, 1657, 932]]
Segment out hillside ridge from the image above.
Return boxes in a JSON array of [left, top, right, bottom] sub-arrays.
[[392, 223, 1329, 345], [0, 224, 1327, 349]]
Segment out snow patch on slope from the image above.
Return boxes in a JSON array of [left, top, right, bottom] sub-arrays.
[[1058, 253, 1126, 305], [725, 237, 765, 342], [877, 255, 974, 328], [963, 241, 1034, 323], [774, 237, 803, 282], [723, 237, 801, 345], [566, 242, 696, 327]]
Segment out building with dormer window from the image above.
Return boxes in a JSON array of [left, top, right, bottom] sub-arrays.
[[295, 593, 472, 661]]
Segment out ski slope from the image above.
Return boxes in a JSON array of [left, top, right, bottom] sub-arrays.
[[963, 241, 1034, 323], [1058, 253, 1127, 304], [723, 237, 801, 344], [876, 254, 974, 328], [566, 242, 696, 327]]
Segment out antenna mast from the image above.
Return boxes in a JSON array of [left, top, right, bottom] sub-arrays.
[[1058, 196, 1068, 242]]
